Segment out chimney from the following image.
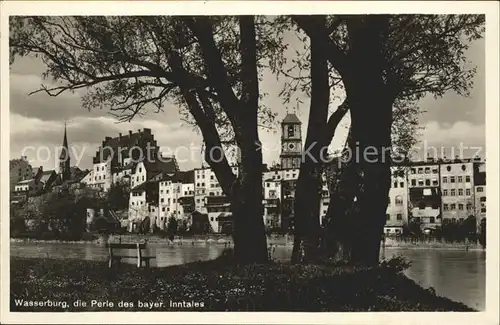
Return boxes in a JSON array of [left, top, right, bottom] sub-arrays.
[[129, 130, 133, 136], [119, 133, 122, 138]]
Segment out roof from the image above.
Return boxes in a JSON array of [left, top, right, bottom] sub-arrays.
[[282, 113, 301, 124], [144, 158, 179, 175], [178, 170, 194, 184], [16, 179, 34, 185], [93, 128, 158, 164]]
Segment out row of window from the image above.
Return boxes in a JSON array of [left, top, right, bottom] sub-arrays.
[[410, 164, 468, 175], [410, 179, 439, 187], [442, 176, 471, 183], [388, 196, 404, 205], [442, 189, 472, 196], [443, 203, 472, 211], [94, 175, 106, 181], [410, 167, 439, 174], [386, 214, 404, 220], [412, 216, 441, 223]]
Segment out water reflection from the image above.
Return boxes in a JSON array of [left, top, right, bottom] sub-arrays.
[[10, 242, 484, 310]]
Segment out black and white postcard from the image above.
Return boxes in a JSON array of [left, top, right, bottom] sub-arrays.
[[1, 1, 499, 324]]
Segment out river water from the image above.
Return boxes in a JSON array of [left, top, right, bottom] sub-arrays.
[[10, 242, 485, 310]]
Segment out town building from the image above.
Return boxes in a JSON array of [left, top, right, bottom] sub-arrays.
[[474, 162, 486, 223], [385, 166, 409, 235], [83, 129, 162, 191], [440, 159, 476, 223], [407, 160, 442, 231], [9, 156, 34, 192]]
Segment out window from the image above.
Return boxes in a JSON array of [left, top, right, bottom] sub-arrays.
[[458, 204, 464, 211], [160, 190, 163, 194], [467, 203, 472, 210], [386, 214, 390, 221], [481, 207, 486, 213], [430, 217, 435, 223], [210, 175, 214, 180], [425, 179, 431, 186], [411, 168, 416, 174], [450, 176, 455, 183], [458, 189, 463, 196], [418, 168, 423, 174], [466, 176, 471, 183], [432, 179, 438, 186], [395, 196, 403, 206], [477, 187, 484, 193], [411, 179, 416, 186], [400, 182, 404, 188], [393, 182, 398, 188], [432, 168, 438, 174], [442, 176, 448, 183], [450, 204, 456, 210], [461, 164, 467, 171], [443, 204, 449, 211], [425, 167, 430, 174], [447, 166, 451, 171], [443, 190, 448, 196], [397, 214, 403, 220], [466, 189, 471, 196], [287, 125, 294, 137], [418, 179, 424, 186], [480, 196, 486, 202], [210, 217, 214, 221], [450, 189, 456, 196], [160, 198, 164, 203], [388, 197, 391, 205], [458, 176, 463, 182], [267, 183, 270, 188]]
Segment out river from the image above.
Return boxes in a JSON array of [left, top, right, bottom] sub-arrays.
[[10, 242, 485, 310]]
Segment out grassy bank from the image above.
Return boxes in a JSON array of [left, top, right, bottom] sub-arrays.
[[11, 257, 474, 312]]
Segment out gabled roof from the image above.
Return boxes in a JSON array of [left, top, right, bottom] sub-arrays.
[[282, 113, 301, 124]]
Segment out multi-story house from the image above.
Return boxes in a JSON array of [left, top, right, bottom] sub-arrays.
[[440, 159, 476, 223], [263, 178, 281, 229], [193, 166, 239, 214], [9, 156, 34, 192], [84, 129, 161, 191], [407, 160, 442, 230], [385, 166, 409, 235], [474, 162, 486, 224]]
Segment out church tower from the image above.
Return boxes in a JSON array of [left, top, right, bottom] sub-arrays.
[[59, 123, 71, 182], [279, 113, 302, 169]]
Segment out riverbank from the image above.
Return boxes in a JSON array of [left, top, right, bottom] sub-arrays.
[[10, 234, 485, 251], [10, 256, 474, 312]]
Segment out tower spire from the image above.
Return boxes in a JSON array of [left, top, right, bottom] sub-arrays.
[[59, 121, 71, 182]]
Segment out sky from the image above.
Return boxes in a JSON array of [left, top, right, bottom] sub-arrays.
[[9, 28, 485, 172]]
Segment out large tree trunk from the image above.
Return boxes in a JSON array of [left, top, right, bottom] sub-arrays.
[[183, 16, 269, 264], [291, 16, 330, 264], [231, 137, 268, 264], [322, 128, 360, 262], [341, 15, 393, 266], [230, 16, 268, 264]]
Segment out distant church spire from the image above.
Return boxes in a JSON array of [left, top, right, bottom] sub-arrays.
[[59, 122, 71, 182]]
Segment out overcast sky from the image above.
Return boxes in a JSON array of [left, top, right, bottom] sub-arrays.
[[9, 29, 485, 172]]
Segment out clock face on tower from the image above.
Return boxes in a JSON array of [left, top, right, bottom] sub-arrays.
[[288, 143, 296, 150]]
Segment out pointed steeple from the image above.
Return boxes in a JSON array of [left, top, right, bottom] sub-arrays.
[[59, 122, 71, 182]]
